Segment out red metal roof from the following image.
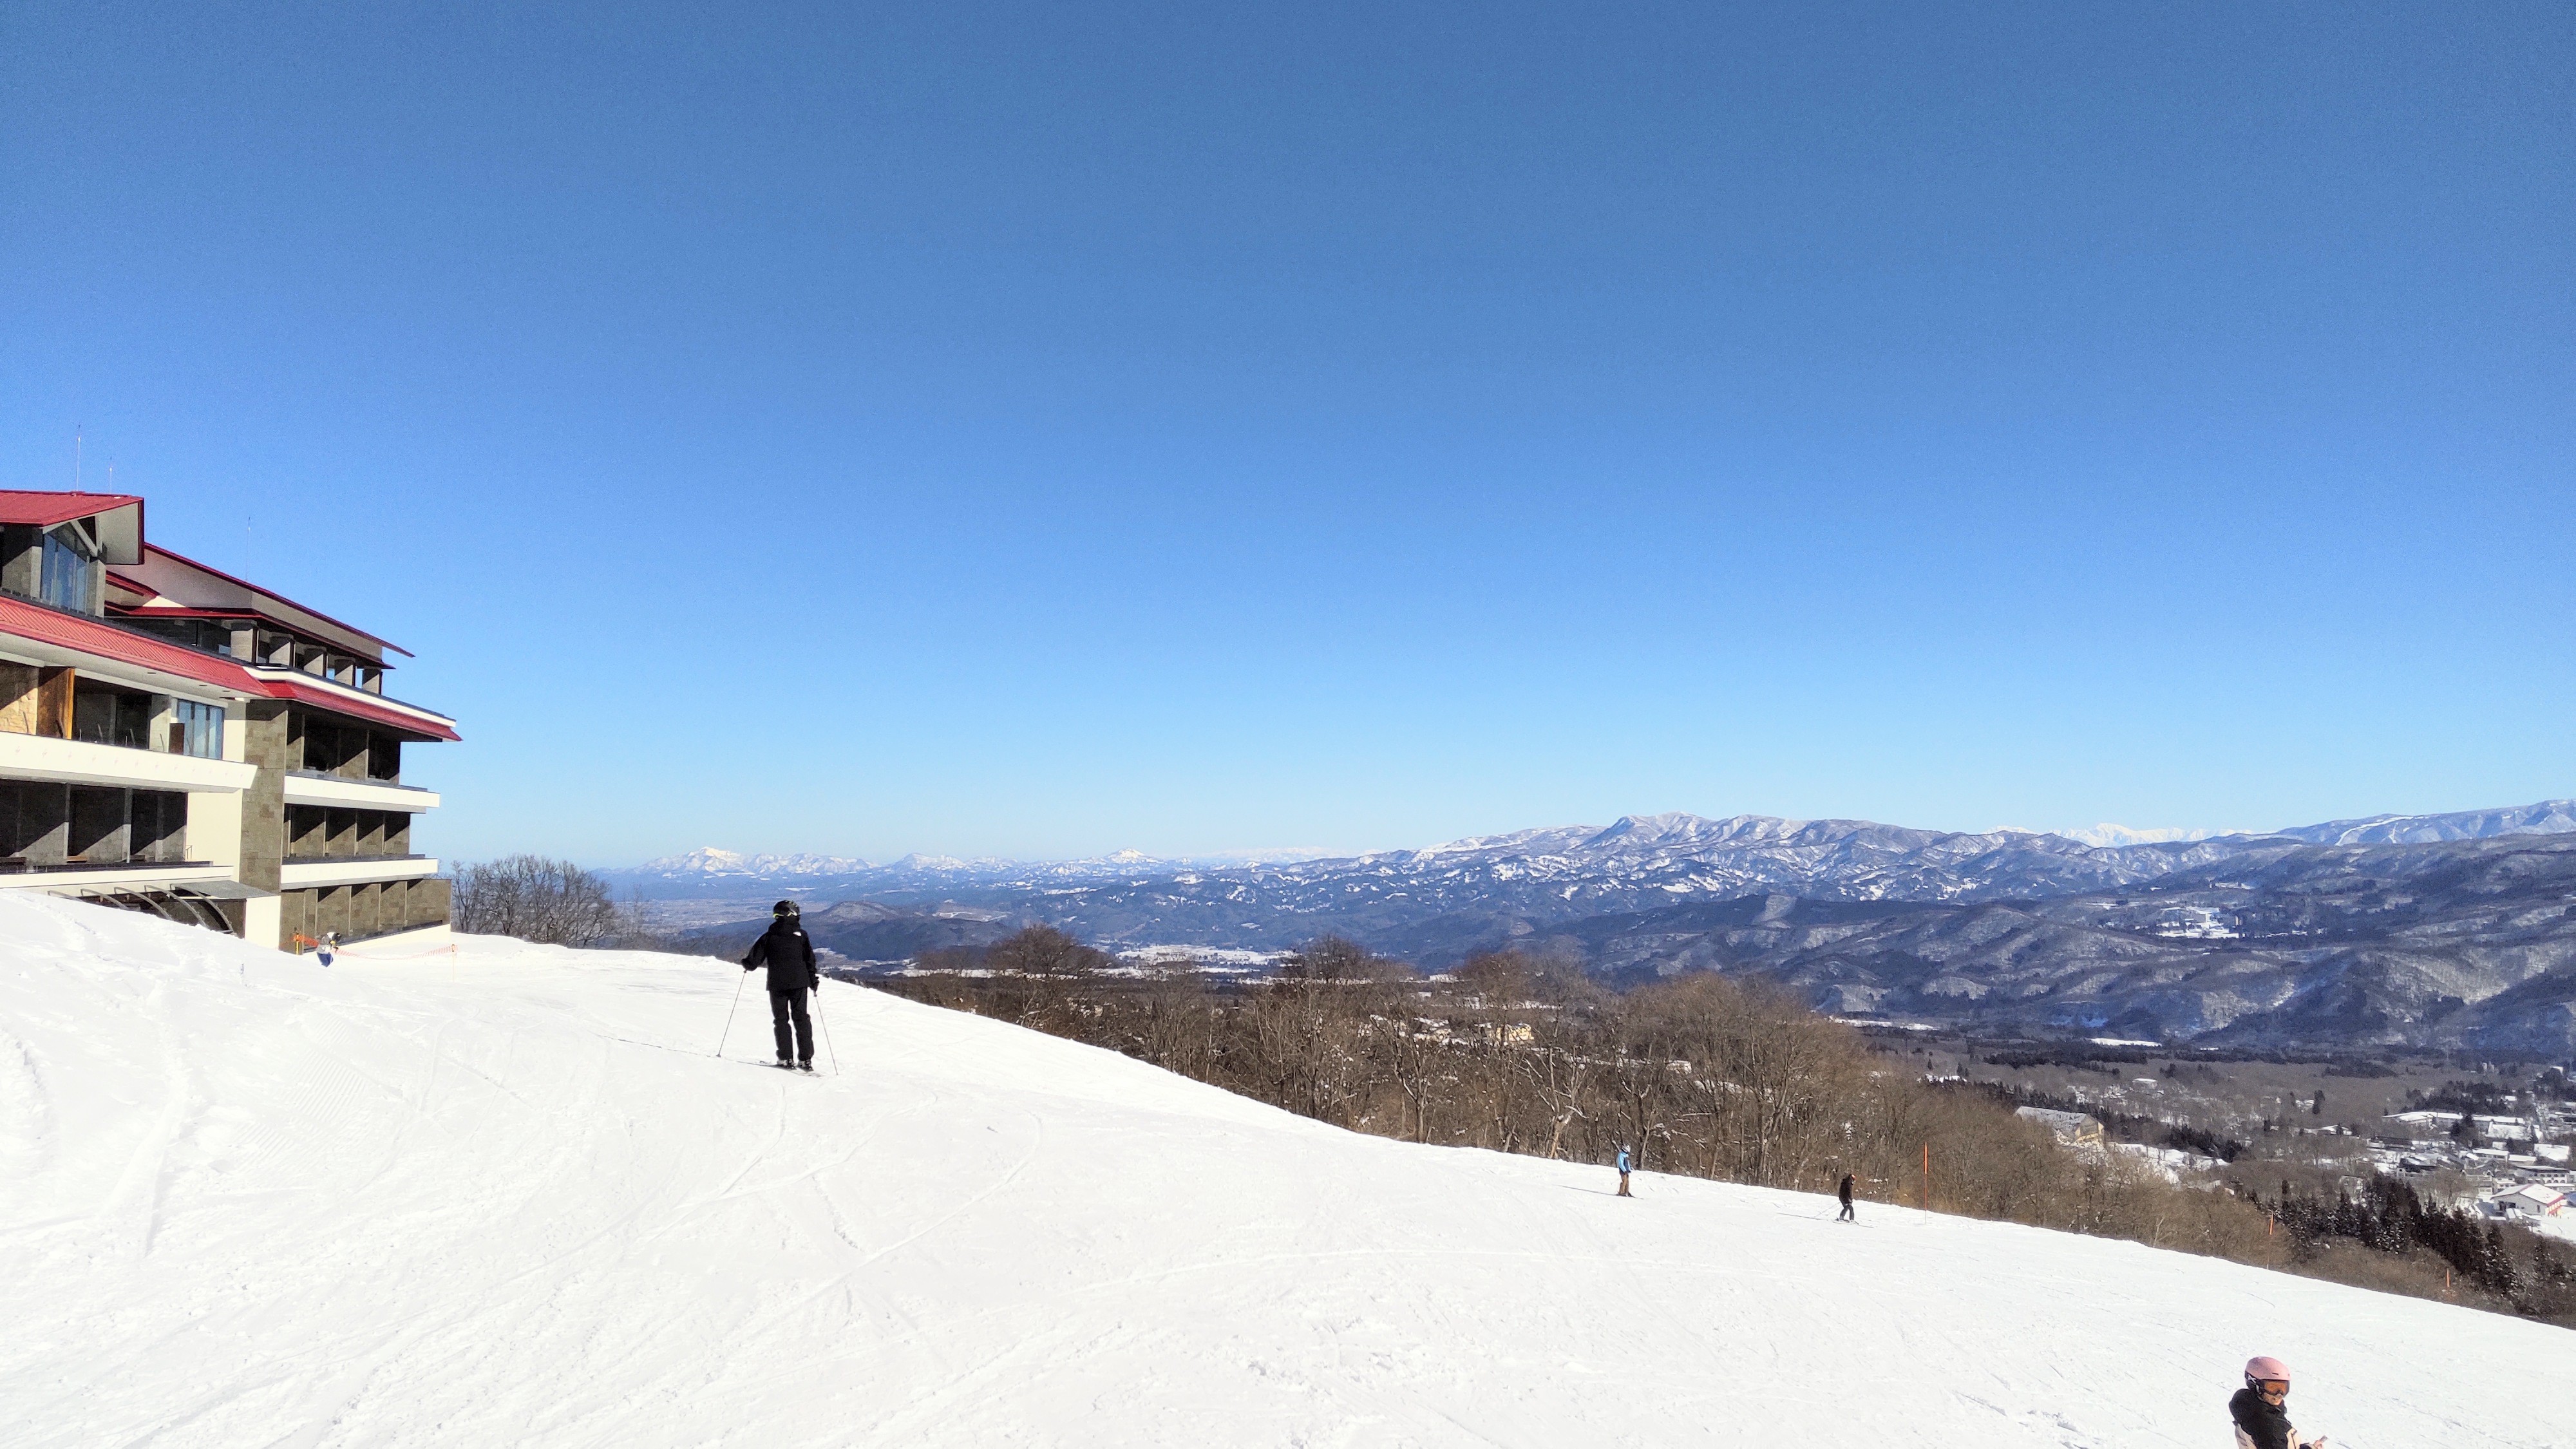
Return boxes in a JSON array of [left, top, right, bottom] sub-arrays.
[[0, 490, 146, 527], [142, 546, 412, 658], [247, 674, 461, 743], [0, 592, 257, 694], [0, 593, 460, 742]]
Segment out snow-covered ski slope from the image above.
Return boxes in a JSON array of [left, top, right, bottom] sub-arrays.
[[1, 895, 2561, 1448]]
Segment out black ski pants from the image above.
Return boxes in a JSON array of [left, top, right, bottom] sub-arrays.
[[770, 987, 813, 1063]]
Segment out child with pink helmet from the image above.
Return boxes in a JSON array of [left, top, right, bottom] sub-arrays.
[[2229, 1356, 2326, 1449]]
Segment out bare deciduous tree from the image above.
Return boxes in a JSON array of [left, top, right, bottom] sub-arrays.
[[451, 855, 620, 945], [987, 925, 1111, 1028]]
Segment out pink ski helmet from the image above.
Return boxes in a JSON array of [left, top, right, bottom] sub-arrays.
[[2244, 1357, 2291, 1385]]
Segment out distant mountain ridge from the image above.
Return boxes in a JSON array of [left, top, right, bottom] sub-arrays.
[[601, 800, 2576, 1050], [2059, 824, 2225, 848], [613, 846, 1181, 897], [1528, 833, 2576, 1054], [612, 799, 2576, 910], [641, 847, 875, 878], [2269, 799, 2576, 846]]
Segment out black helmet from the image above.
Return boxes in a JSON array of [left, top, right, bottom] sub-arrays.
[[773, 900, 800, 918]]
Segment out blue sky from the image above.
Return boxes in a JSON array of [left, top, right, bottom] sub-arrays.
[[5, 2, 2570, 864]]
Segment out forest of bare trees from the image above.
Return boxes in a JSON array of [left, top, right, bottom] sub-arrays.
[[891, 929, 2576, 1327], [451, 855, 625, 945]]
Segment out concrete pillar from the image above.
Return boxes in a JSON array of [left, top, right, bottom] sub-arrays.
[[0, 662, 38, 734], [69, 786, 129, 864], [415, 875, 451, 929], [15, 782, 70, 864], [189, 790, 243, 872], [240, 703, 290, 946]]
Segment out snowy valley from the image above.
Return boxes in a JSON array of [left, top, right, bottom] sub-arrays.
[[620, 801, 2576, 1051]]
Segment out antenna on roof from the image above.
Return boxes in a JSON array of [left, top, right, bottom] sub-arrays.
[[73, 425, 82, 488]]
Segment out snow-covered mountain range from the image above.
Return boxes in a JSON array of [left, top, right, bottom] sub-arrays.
[[620, 846, 1218, 894], [2058, 822, 2225, 847], [638, 846, 876, 878], [614, 799, 2576, 912], [609, 799, 2576, 1048], [2271, 798, 2576, 846]]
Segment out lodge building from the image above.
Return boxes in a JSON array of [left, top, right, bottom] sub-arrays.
[[0, 488, 457, 949]]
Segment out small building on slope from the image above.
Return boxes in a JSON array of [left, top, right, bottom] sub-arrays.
[[2016, 1106, 2108, 1148]]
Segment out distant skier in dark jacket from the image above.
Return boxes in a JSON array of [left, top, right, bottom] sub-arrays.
[[2230, 1356, 2325, 1449], [1837, 1173, 1856, 1222], [741, 901, 820, 1070]]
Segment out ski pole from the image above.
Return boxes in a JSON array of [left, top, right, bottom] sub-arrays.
[[815, 981, 840, 1076], [716, 971, 746, 1058]]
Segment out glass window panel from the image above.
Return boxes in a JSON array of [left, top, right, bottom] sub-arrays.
[[169, 699, 222, 759], [39, 529, 95, 613]]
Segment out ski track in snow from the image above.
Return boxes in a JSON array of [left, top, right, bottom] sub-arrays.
[[0, 893, 2563, 1448]]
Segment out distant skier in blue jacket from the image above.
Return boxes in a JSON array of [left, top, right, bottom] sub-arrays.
[[1616, 1145, 1634, 1197]]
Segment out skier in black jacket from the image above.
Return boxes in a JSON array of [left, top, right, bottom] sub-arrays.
[[2230, 1356, 2325, 1449], [741, 901, 820, 1070], [1837, 1173, 1857, 1222]]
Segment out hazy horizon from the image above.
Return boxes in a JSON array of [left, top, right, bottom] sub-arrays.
[[585, 795, 2575, 873]]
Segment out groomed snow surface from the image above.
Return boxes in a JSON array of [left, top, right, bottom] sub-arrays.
[[1, 894, 2561, 1448]]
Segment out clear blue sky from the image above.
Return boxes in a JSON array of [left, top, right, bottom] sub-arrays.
[[6, 2, 2570, 864]]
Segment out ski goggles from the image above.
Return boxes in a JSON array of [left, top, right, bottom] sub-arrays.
[[2253, 1381, 2289, 1398]]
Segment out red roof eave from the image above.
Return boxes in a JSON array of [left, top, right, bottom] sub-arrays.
[[0, 592, 261, 696], [247, 675, 462, 743], [0, 490, 146, 528], [143, 545, 413, 658], [0, 594, 460, 743]]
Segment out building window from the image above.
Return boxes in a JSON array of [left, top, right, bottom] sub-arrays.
[[169, 699, 222, 758], [123, 617, 247, 658], [40, 527, 95, 614]]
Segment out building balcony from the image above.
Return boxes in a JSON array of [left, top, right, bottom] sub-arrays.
[[0, 858, 245, 892], [279, 855, 441, 890], [0, 731, 256, 793], [281, 771, 440, 813]]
